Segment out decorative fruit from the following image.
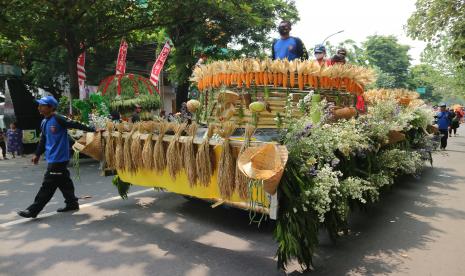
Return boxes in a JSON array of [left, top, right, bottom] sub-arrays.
[[186, 99, 201, 112], [249, 101, 266, 113]]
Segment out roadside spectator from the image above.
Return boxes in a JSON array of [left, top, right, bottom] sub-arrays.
[[6, 122, 22, 158], [436, 103, 452, 150], [272, 20, 308, 61], [110, 110, 121, 123], [449, 110, 461, 136], [130, 104, 142, 123], [0, 129, 6, 160], [17, 96, 97, 219]]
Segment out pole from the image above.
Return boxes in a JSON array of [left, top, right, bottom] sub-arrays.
[[321, 30, 345, 44]]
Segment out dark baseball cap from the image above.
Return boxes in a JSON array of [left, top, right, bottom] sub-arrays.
[[36, 95, 58, 108]]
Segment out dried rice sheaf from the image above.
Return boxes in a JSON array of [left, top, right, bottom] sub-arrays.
[[153, 121, 169, 173], [166, 122, 187, 180], [196, 125, 215, 187], [217, 122, 237, 199], [184, 123, 199, 187]]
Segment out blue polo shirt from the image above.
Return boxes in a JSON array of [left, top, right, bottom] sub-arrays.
[[273, 37, 298, 60], [436, 111, 451, 130], [36, 114, 95, 163]]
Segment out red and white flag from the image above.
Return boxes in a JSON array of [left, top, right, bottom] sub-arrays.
[[77, 44, 86, 89], [115, 39, 128, 75], [150, 41, 171, 93]]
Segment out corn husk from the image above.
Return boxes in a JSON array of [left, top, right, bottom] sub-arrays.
[[184, 123, 199, 187], [196, 125, 215, 187], [236, 125, 256, 199], [167, 122, 187, 180], [217, 122, 237, 199]]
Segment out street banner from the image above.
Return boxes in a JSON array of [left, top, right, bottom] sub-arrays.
[[77, 44, 86, 89], [116, 39, 128, 75], [149, 41, 171, 93]]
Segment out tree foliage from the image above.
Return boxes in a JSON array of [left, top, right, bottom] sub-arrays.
[[407, 0, 465, 65], [0, 0, 298, 108], [363, 35, 411, 88]]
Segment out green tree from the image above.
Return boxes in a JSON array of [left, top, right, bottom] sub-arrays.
[[157, 0, 298, 107], [407, 0, 465, 65], [363, 35, 411, 88], [0, 0, 298, 109], [0, 0, 165, 99]]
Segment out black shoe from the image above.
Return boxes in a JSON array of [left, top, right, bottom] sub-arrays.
[[17, 210, 38, 218], [57, 205, 79, 212]]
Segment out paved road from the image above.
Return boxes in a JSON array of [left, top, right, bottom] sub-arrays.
[[1, 128, 464, 276]]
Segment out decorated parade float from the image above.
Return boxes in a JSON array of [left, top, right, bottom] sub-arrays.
[[74, 58, 437, 270]]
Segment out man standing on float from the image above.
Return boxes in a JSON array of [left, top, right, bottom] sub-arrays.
[[272, 20, 308, 61]]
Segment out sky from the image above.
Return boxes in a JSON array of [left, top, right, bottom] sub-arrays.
[[290, 0, 427, 64]]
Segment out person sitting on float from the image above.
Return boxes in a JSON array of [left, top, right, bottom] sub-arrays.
[[313, 44, 331, 66], [329, 48, 348, 65]]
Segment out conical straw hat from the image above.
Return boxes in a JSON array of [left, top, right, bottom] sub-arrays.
[[237, 144, 288, 195], [72, 132, 103, 161]]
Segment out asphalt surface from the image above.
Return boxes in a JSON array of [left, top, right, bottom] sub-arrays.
[[1, 128, 465, 276]]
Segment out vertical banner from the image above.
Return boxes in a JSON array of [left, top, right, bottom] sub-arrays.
[[150, 41, 171, 94], [77, 43, 87, 100], [115, 39, 128, 75]]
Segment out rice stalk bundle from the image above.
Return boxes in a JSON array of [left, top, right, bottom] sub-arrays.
[[130, 124, 144, 172], [115, 132, 124, 171], [153, 121, 169, 173], [166, 122, 187, 180], [183, 122, 199, 187], [123, 126, 137, 173], [217, 121, 237, 199], [104, 122, 115, 169], [236, 125, 256, 200], [142, 122, 157, 170], [196, 125, 215, 187]]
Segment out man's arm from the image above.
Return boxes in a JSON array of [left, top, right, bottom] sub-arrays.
[[55, 114, 96, 132], [271, 39, 277, 60], [35, 132, 46, 157], [295, 37, 308, 60]]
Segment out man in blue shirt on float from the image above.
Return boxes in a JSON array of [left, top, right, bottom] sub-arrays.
[[272, 20, 308, 61], [18, 96, 97, 218]]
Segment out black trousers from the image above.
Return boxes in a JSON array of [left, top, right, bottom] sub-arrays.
[[0, 141, 5, 158], [27, 162, 78, 215], [439, 129, 448, 149]]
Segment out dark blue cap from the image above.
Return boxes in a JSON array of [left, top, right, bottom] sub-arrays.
[[36, 95, 58, 108], [439, 102, 447, 107], [314, 44, 326, 53]]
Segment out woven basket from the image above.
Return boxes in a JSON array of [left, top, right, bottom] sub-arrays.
[[387, 130, 405, 144], [332, 107, 357, 120], [72, 132, 103, 161]]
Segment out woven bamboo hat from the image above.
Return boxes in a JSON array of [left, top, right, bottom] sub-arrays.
[[237, 144, 288, 195], [72, 132, 103, 161]]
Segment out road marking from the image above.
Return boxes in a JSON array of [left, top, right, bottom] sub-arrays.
[[0, 188, 154, 229]]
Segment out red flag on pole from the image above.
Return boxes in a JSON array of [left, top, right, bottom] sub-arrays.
[[77, 44, 86, 89], [77, 43, 87, 100], [150, 41, 171, 94], [115, 39, 128, 75]]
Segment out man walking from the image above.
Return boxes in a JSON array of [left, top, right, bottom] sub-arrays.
[[18, 96, 96, 218], [436, 103, 452, 150]]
